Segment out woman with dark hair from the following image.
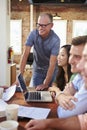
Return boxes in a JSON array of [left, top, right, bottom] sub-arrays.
[[49, 44, 72, 95]]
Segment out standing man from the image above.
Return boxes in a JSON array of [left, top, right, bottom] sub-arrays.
[[19, 13, 60, 90]]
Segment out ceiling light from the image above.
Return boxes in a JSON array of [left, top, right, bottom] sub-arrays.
[[53, 13, 61, 20]]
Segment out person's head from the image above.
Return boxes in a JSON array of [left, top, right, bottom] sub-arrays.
[[56, 44, 72, 90], [58, 44, 71, 68], [36, 13, 53, 38], [77, 42, 87, 84], [69, 35, 87, 73]]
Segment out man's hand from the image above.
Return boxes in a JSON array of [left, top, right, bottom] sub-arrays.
[[12, 80, 19, 86], [55, 94, 78, 110], [48, 86, 60, 98], [36, 84, 48, 91], [0, 86, 8, 89], [25, 119, 46, 130]]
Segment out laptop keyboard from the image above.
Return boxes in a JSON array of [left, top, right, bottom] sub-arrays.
[[28, 91, 41, 100], [18, 73, 42, 101]]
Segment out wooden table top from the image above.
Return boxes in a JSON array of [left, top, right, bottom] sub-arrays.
[[0, 92, 58, 130]]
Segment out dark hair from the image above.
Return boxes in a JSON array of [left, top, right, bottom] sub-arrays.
[[71, 35, 87, 46], [55, 44, 72, 91], [39, 13, 53, 23]]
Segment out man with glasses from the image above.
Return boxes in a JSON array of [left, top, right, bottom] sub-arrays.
[[18, 13, 60, 90]]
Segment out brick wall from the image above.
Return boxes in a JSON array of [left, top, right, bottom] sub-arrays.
[[11, 0, 87, 63]]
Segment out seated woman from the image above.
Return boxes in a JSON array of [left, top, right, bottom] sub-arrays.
[[49, 44, 72, 97]]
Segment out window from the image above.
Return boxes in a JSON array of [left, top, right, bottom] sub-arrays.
[[73, 20, 87, 37], [52, 20, 67, 47], [10, 20, 22, 54]]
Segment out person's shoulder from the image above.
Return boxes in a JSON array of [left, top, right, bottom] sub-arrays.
[[51, 30, 60, 39], [73, 73, 82, 79], [72, 73, 83, 85], [29, 29, 37, 35], [76, 73, 83, 79], [70, 73, 78, 81]]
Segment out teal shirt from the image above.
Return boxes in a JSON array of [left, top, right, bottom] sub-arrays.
[[69, 73, 77, 82]]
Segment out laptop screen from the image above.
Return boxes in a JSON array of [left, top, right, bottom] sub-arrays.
[[18, 73, 27, 92]]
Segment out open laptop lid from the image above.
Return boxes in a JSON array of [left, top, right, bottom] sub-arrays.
[[17, 73, 27, 93], [18, 73, 53, 102]]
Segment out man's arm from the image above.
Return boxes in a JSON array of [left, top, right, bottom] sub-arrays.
[[78, 113, 87, 130], [56, 75, 83, 109], [55, 94, 77, 110], [25, 116, 81, 130], [14, 46, 31, 86], [58, 86, 87, 118], [19, 46, 31, 74], [49, 83, 61, 97], [44, 55, 57, 86], [63, 82, 76, 95], [55, 82, 77, 110], [36, 55, 57, 90], [0, 86, 8, 89]]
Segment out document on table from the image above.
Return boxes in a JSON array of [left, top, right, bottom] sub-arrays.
[[2, 85, 16, 101], [18, 105, 51, 119], [0, 99, 8, 117]]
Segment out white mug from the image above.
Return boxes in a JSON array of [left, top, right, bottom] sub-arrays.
[[6, 104, 19, 121], [0, 120, 19, 130]]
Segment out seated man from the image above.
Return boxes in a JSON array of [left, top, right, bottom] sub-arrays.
[[25, 40, 87, 130], [56, 36, 87, 118], [50, 35, 87, 110]]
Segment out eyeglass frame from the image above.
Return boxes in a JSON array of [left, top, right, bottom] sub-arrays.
[[36, 23, 52, 28]]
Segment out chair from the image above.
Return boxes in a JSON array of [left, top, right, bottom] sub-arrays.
[[26, 53, 33, 66]]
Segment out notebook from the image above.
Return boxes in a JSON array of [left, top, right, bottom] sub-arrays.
[[17, 73, 53, 102]]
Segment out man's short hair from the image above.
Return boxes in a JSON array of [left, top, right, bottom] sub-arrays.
[[71, 35, 87, 46], [39, 13, 53, 23]]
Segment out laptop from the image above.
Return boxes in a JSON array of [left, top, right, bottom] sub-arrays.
[[17, 73, 53, 102]]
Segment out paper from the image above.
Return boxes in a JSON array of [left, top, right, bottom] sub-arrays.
[[0, 99, 8, 117], [18, 105, 51, 119], [0, 99, 8, 110], [2, 85, 16, 101]]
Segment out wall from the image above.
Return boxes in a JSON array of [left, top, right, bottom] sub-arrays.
[[0, 0, 11, 85], [11, 0, 87, 63]]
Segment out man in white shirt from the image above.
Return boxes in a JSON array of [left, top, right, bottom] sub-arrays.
[[56, 36, 87, 117]]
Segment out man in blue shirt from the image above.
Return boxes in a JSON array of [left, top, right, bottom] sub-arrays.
[[19, 13, 60, 90]]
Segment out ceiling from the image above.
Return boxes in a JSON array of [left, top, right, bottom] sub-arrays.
[[28, 0, 87, 5]]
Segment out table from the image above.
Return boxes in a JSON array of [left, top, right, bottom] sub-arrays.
[[0, 92, 58, 130]]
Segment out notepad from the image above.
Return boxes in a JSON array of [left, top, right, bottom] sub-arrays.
[[18, 105, 51, 119], [2, 85, 16, 101]]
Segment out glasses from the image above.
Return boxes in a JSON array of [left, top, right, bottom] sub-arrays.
[[36, 23, 52, 28]]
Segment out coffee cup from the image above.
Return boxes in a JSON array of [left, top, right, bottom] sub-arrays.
[[0, 120, 19, 130], [6, 104, 19, 121]]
